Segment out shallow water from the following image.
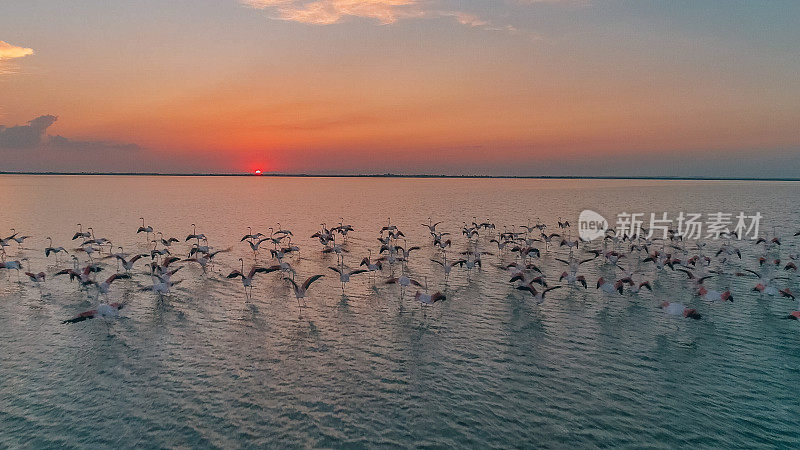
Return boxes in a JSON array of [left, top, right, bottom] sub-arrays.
[[1, 175, 799, 448]]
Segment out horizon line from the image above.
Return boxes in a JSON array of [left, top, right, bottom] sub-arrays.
[[1, 171, 799, 182]]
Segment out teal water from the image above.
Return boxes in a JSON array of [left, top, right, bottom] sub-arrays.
[[0, 175, 799, 448]]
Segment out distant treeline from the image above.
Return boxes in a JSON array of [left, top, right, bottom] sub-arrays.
[[0, 171, 798, 181]]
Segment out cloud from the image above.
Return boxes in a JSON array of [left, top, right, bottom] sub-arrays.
[[0, 41, 35, 75], [0, 115, 57, 148], [48, 135, 140, 151], [0, 41, 34, 60], [0, 115, 139, 151], [241, 0, 510, 29], [243, 0, 421, 24]]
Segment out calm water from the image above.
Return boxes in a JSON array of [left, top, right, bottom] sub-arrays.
[[1, 175, 799, 448]]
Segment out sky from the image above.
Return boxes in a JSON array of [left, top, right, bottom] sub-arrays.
[[0, 0, 799, 176]]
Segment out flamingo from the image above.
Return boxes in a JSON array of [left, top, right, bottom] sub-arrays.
[[62, 302, 127, 324], [559, 271, 587, 288], [109, 252, 147, 272], [386, 267, 422, 289], [696, 286, 733, 303], [434, 239, 452, 251], [150, 240, 171, 260], [8, 229, 31, 249], [516, 284, 562, 304], [286, 274, 324, 307], [539, 232, 560, 251], [510, 270, 547, 287], [81, 228, 112, 254], [415, 290, 446, 305], [241, 227, 264, 242], [55, 263, 101, 287], [156, 232, 180, 247], [184, 247, 227, 274], [328, 262, 367, 293], [44, 237, 69, 261], [597, 277, 623, 295], [0, 260, 23, 281], [431, 255, 458, 280], [91, 273, 131, 299], [137, 217, 153, 243], [360, 251, 384, 283], [140, 276, 182, 296], [660, 301, 702, 319], [737, 269, 787, 297], [414, 279, 445, 305], [560, 238, 579, 254], [245, 236, 272, 258], [72, 224, 91, 240], [360, 252, 384, 272], [381, 218, 397, 233], [333, 218, 354, 243], [0, 232, 17, 252], [454, 256, 481, 280], [185, 224, 206, 243], [273, 223, 293, 237], [227, 258, 280, 299], [422, 218, 442, 234], [24, 265, 46, 285], [489, 238, 513, 252], [321, 237, 348, 256], [75, 243, 102, 262], [396, 241, 421, 263]]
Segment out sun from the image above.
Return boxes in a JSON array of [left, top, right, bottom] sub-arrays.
[[254, 170, 262, 175]]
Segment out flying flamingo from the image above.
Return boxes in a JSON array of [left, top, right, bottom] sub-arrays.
[[328, 261, 367, 294], [90, 273, 131, 300], [386, 267, 422, 297], [156, 232, 180, 247], [8, 229, 31, 249], [431, 254, 458, 281], [62, 302, 127, 325], [0, 260, 23, 281], [44, 237, 69, 261], [597, 277, 623, 295], [185, 224, 206, 243], [23, 258, 46, 289], [286, 274, 325, 307], [415, 279, 445, 306], [660, 301, 702, 319], [108, 252, 147, 272], [696, 286, 733, 303], [559, 271, 587, 288], [516, 284, 562, 304], [227, 258, 280, 300], [72, 224, 91, 241], [422, 218, 443, 234]]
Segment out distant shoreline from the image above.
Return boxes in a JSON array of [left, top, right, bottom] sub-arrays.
[[0, 171, 798, 182]]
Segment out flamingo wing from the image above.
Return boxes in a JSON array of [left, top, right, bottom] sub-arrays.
[[302, 274, 324, 290], [62, 310, 97, 324]]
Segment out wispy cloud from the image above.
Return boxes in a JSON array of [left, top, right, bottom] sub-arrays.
[[0, 41, 34, 60], [244, 0, 422, 25], [241, 0, 511, 30], [0, 115, 139, 151], [0, 40, 35, 75]]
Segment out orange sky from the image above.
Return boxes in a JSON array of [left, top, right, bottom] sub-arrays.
[[1, 1, 799, 176]]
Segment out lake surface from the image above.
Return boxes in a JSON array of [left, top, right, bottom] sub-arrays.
[[1, 175, 799, 448]]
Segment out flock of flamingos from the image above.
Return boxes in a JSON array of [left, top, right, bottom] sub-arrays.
[[1, 216, 800, 326]]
